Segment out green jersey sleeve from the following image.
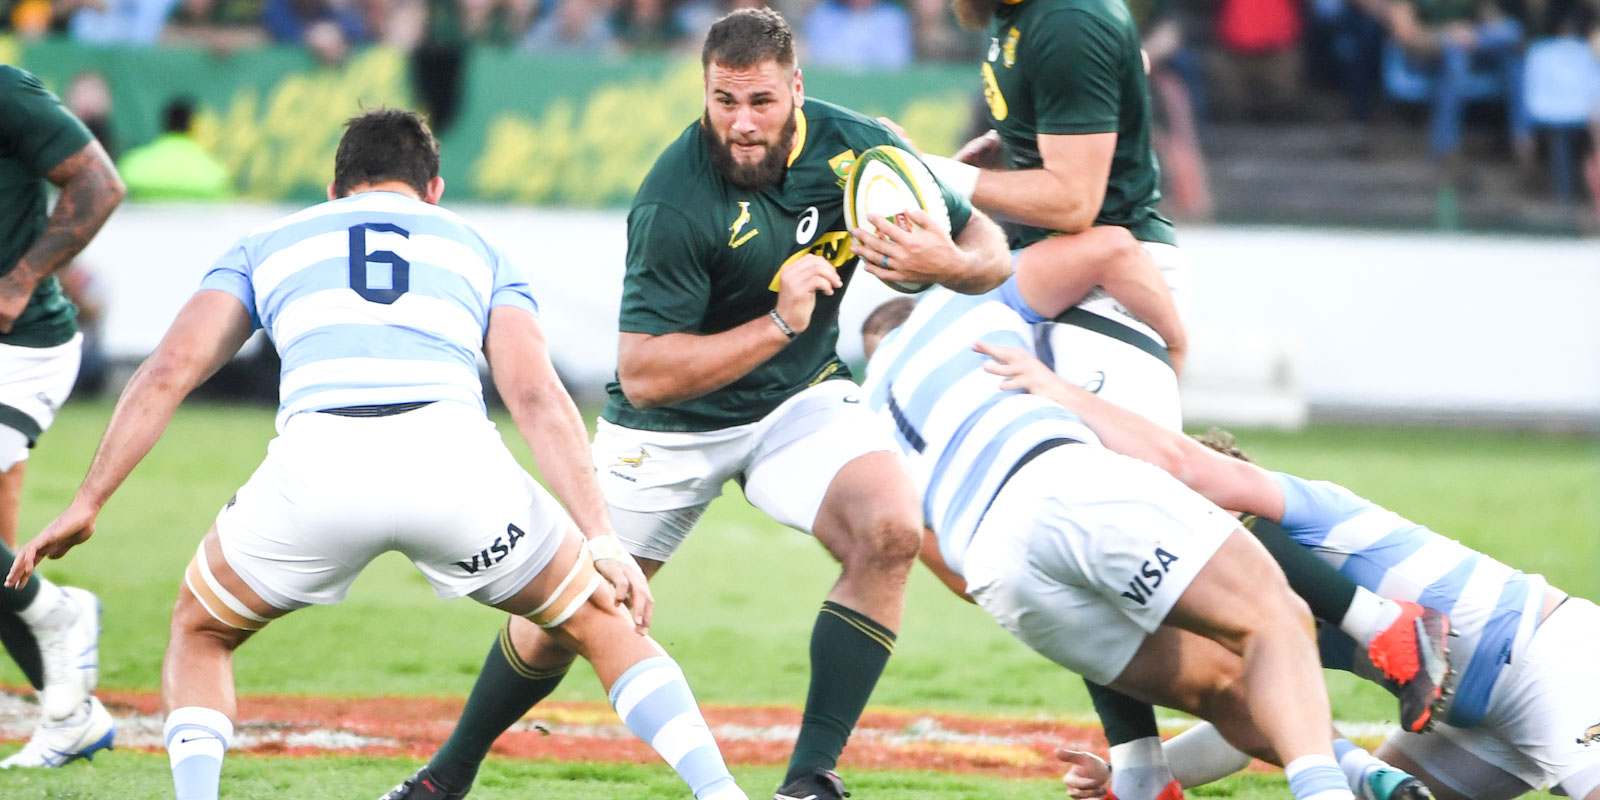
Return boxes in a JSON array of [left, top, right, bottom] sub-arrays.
[[618, 202, 714, 336], [1030, 9, 1124, 135], [0, 68, 93, 178]]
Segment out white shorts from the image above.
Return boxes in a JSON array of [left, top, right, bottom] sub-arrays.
[[1037, 242, 1186, 432], [215, 401, 568, 610], [0, 334, 82, 469], [964, 443, 1237, 686], [592, 379, 898, 561], [1386, 597, 1600, 799]]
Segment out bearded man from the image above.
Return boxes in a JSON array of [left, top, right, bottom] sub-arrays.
[[378, 8, 1011, 800]]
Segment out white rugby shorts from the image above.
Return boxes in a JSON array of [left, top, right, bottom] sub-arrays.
[[215, 401, 567, 610], [1037, 241, 1186, 432], [0, 334, 82, 470], [592, 379, 898, 561], [1387, 596, 1600, 799], [964, 443, 1238, 686]]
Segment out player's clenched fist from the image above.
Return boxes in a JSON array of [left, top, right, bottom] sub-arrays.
[[773, 254, 842, 337]]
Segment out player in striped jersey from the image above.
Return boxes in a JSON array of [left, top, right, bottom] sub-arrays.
[[861, 286, 1364, 800], [5, 110, 747, 800], [977, 343, 1600, 800]]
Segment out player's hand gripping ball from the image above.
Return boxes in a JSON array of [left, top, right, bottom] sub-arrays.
[[843, 145, 951, 294]]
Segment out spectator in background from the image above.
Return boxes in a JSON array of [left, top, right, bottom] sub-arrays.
[[1206, 0, 1307, 120], [521, 0, 617, 54], [1131, 0, 1214, 218], [54, 265, 106, 398], [68, 0, 182, 44], [1304, 0, 1388, 125], [263, 0, 369, 62], [6, 0, 55, 38], [803, 0, 913, 70], [118, 97, 232, 200], [613, 0, 683, 51], [163, 0, 271, 49], [410, 0, 534, 132], [1386, 0, 1534, 169], [63, 72, 117, 161], [909, 0, 978, 61]]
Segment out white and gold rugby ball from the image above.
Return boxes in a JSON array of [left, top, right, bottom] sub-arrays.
[[843, 145, 951, 294]]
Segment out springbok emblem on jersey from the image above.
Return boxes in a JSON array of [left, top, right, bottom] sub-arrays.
[[614, 448, 650, 468], [728, 201, 758, 248], [1579, 722, 1600, 746]]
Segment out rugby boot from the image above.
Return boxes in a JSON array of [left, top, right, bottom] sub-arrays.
[[1363, 766, 1433, 800], [775, 768, 850, 800], [1367, 601, 1451, 732], [377, 766, 470, 800], [33, 586, 102, 722], [0, 696, 116, 768]]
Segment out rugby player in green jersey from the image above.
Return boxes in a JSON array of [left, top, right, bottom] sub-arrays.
[[922, 1, 1450, 798], [0, 64, 124, 769], [379, 9, 1011, 800]]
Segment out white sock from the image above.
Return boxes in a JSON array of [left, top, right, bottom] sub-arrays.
[[165, 706, 233, 800], [16, 579, 69, 629], [1286, 754, 1356, 800], [1163, 722, 1254, 787], [1109, 737, 1177, 800], [1334, 738, 1386, 800], [1338, 589, 1400, 647]]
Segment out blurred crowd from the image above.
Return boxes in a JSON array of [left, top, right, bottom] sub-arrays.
[[5, 0, 1598, 212]]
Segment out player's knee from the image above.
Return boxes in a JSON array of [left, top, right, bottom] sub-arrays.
[[839, 509, 921, 575]]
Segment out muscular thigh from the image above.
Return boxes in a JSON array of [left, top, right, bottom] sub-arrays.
[[742, 380, 898, 534]]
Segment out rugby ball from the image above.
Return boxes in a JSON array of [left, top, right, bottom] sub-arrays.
[[843, 145, 951, 294]]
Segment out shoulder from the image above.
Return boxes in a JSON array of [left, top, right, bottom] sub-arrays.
[[800, 98, 902, 151], [1029, 0, 1134, 38]]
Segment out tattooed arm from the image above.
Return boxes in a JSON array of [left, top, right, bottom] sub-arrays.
[[0, 139, 125, 333]]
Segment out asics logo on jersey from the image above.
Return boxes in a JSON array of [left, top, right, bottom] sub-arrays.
[[728, 201, 759, 248], [456, 523, 527, 575], [797, 206, 820, 244], [615, 448, 650, 468], [1120, 547, 1180, 606], [1579, 722, 1600, 746]]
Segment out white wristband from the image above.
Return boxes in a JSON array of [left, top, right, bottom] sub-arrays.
[[586, 534, 632, 563], [922, 154, 980, 200]]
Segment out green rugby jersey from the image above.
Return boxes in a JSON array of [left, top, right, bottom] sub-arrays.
[[603, 99, 974, 432], [0, 66, 88, 348], [981, 0, 1175, 248]]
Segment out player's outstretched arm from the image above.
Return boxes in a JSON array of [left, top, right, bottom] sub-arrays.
[[973, 341, 1282, 518], [0, 139, 125, 332], [855, 207, 1012, 295], [1013, 225, 1187, 375], [484, 305, 652, 631], [5, 290, 251, 588], [969, 132, 1115, 234]]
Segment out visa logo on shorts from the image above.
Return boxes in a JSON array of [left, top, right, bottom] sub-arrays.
[[1120, 548, 1179, 606], [456, 522, 527, 575]]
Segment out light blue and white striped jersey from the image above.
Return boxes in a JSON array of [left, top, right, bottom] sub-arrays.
[[862, 286, 1097, 577], [198, 191, 537, 430], [1275, 472, 1549, 728]]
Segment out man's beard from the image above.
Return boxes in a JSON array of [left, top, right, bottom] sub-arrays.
[[953, 0, 1000, 30], [702, 110, 797, 191]]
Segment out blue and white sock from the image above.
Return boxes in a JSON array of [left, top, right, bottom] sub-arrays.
[[1287, 754, 1356, 800], [164, 706, 233, 800], [609, 656, 745, 800], [1334, 738, 1387, 800]]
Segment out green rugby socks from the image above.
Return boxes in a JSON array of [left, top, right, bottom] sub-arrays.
[[783, 600, 896, 786], [0, 539, 46, 688], [428, 621, 570, 790]]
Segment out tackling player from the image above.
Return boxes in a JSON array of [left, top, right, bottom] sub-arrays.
[[7, 109, 749, 800], [378, 10, 1011, 800], [977, 343, 1599, 800], [0, 64, 124, 769]]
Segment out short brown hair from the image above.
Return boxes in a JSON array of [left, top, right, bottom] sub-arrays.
[[332, 109, 440, 198], [862, 297, 916, 341], [1191, 428, 1255, 462], [702, 8, 795, 70]]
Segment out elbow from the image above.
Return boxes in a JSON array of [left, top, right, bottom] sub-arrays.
[[617, 370, 666, 409], [106, 173, 127, 208]]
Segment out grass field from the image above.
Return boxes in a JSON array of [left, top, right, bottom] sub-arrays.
[[3, 397, 1595, 799]]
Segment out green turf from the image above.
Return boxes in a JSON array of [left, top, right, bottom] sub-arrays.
[[6, 398, 1595, 798]]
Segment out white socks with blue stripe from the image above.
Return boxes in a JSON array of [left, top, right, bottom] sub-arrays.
[[165, 706, 233, 800], [1287, 754, 1356, 800], [609, 656, 745, 800]]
